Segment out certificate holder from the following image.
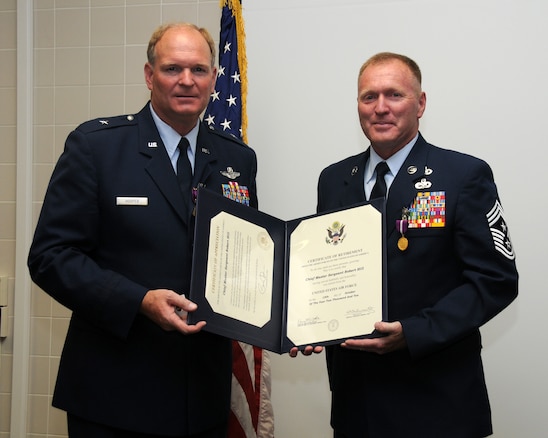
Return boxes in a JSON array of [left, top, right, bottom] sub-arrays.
[[188, 187, 387, 354]]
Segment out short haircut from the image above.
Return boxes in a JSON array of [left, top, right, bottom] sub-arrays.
[[358, 52, 422, 85], [147, 22, 216, 67]]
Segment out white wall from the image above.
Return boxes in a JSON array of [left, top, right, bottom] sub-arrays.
[[244, 0, 548, 436]]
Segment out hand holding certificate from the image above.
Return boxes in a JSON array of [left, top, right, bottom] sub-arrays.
[[188, 188, 386, 354]]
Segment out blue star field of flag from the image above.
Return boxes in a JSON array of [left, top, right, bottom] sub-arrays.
[[204, 3, 243, 139]]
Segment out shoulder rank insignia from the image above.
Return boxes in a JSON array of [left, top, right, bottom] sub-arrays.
[[487, 200, 515, 260]]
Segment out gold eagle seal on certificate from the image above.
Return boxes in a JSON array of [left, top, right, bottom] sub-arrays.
[[326, 221, 346, 245]]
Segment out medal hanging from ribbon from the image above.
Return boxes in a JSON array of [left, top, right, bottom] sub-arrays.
[[396, 207, 409, 251]]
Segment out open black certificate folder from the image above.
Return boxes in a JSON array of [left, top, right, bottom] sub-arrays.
[[188, 188, 387, 354]]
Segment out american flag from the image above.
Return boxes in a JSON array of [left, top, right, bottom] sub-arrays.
[[205, 2, 274, 437], [204, 0, 247, 142]]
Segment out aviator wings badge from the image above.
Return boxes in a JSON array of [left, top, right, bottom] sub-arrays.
[[220, 167, 240, 179]]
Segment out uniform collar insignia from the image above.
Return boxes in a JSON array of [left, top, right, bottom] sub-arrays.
[[407, 165, 434, 176]]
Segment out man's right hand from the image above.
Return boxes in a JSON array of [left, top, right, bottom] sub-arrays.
[[140, 289, 206, 334]]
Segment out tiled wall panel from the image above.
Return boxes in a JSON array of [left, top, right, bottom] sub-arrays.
[[0, 2, 220, 437], [0, 2, 16, 437]]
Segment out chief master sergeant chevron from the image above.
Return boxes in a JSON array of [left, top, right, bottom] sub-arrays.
[[28, 23, 257, 438], [291, 52, 518, 438]]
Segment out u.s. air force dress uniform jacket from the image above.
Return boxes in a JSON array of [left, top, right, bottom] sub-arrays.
[[317, 133, 518, 438], [28, 103, 258, 436]]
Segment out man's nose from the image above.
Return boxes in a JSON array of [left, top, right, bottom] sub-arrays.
[[375, 95, 389, 113], [178, 69, 193, 85]]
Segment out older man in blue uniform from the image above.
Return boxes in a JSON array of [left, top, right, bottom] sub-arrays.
[[28, 23, 257, 438]]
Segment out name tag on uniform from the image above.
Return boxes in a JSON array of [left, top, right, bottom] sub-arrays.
[[116, 197, 148, 206]]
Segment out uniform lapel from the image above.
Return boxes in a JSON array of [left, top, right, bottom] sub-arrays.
[[137, 105, 189, 224], [342, 151, 368, 207], [192, 123, 218, 190]]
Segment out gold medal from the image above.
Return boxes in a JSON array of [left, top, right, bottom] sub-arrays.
[[397, 236, 408, 251], [397, 209, 410, 251]]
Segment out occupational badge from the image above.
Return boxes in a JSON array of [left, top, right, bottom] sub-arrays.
[[220, 167, 240, 179]]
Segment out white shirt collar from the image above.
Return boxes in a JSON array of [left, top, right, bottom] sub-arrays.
[[366, 133, 419, 183], [149, 103, 199, 166], [365, 133, 419, 198]]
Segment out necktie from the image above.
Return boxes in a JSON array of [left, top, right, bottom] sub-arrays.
[[370, 161, 390, 200], [177, 137, 193, 209]]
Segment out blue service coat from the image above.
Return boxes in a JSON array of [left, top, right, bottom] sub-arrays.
[[318, 133, 518, 438], [28, 103, 258, 436]]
